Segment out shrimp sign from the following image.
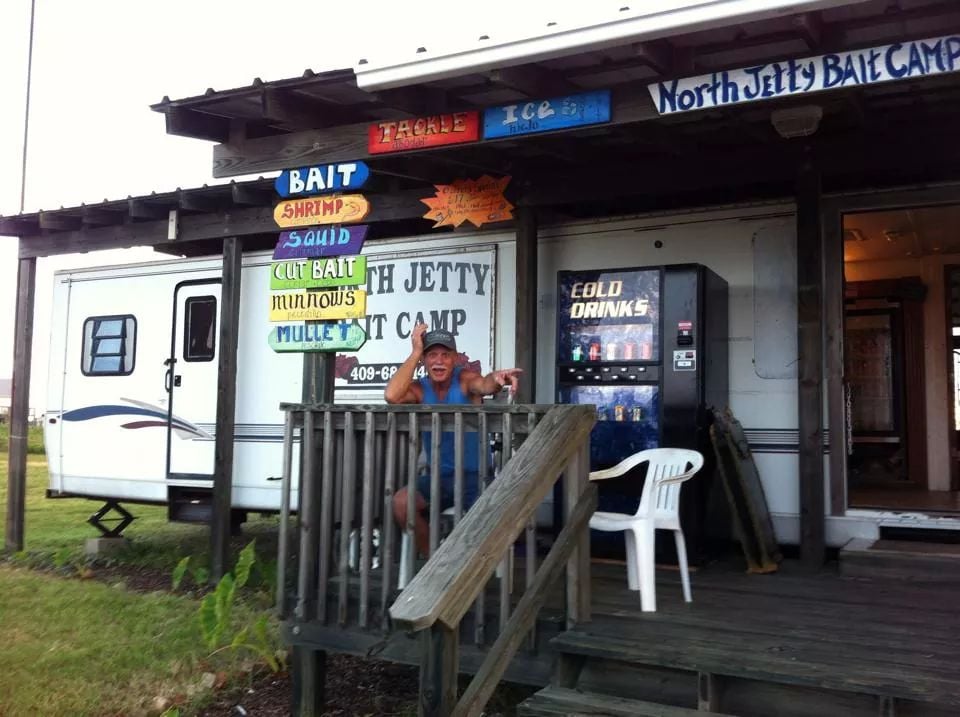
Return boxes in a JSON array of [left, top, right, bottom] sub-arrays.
[[273, 195, 370, 228]]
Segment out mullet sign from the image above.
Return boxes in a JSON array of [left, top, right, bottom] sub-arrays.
[[368, 111, 480, 154], [649, 34, 960, 115], [274, 162, 370, 198]]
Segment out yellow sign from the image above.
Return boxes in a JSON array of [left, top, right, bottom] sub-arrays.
[[269, 289, 367, 322], [421, 175, 513, 229], [274, 195, 370, 228]]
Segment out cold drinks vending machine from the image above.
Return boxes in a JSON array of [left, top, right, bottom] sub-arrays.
[[555, 264, 728, 560]]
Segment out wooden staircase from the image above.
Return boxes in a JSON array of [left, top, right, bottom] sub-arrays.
[[519, 685, 734, 716]]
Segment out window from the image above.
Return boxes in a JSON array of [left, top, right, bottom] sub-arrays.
[[82, 315, 136, 376], [184, 296, 217, 362]]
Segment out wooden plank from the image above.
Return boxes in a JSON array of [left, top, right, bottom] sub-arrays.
[[473, 411, 489, 647], [212, 88, 659, 177], [454, 412, 464, 521], [380, 412, 398, 622], [211, 237, 242, 580], [796, 153, 825, 569], [499, 411, 514, 633], [4, 257, 36, 552], [420, 623, 459, 717], [338, 411, 357, 626], [316, 410, 335, 624], [283, 404, 552, 435], [565, 442, 592, 628], [405, 412, 419, 582], [296, 410, 318, 621], [291, 646, 326, 717], [514, 207, 537, 403], [430, 411, 441, 554], [389, 405, 595, 632], [454, 486, 597, 717], [359, 411, 375, 628], [821, 197, 847, 516], [699, 672, 722, 711], [276, 410, 295, 617], [519, 685, 735, 717]]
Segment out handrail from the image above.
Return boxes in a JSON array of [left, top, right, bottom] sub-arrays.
[[389, 404, 596, 632]]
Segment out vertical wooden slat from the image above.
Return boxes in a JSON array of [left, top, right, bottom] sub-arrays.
[[405, 412, 419, 581], [359, 411, 375, 628], [514, 206, 538, 404], [499, 412, 514, 633], [316, 410, 335, 624], [454, 411, 465, 521], [5, 256, 36, 553], [822, 197, 847, 516], [338, 411, 356, 626], [473, 411, 489, 646], [211, 237, 242, 580], [276, 410, 295, 617], [429, 412, 442, 554], [525, 410, 538, 651], [419, 623, 459, 717], [296, 410, 317, 621], [797, 151, 826, 569], [381, 412, 398, 620], [564, 441, 592, 628]]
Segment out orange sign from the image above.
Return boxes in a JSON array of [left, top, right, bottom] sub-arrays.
[[421, 175, 514, 229], [368, 112, 480, 154], [274, 195, 370, 228]]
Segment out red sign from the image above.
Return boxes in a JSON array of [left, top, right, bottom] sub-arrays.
[[368, 111, 480, 155]]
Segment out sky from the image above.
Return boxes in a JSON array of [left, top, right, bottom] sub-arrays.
[[0, 0, 681, 409]]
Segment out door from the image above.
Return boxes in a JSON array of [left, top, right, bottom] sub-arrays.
[[166, 280, 221, 480]]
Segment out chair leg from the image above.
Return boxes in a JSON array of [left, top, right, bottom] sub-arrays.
[[624, 530, 639, 591], [674, 529, 692, 603], [636, 527, 657, 612], [399, 533, 411, 589]]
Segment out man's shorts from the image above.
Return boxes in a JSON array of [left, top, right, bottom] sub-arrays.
[[416, 471, 483, 512]]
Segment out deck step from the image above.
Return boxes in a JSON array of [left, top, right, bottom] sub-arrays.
[[518, 686, 733, 717], [840, 538, 960, 582]]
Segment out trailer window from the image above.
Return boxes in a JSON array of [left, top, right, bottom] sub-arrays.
[[82, 315, 136, 376], [184, 296, 217, 362]]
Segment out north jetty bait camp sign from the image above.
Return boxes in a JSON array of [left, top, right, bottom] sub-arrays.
[[648, 34, 960, 115]]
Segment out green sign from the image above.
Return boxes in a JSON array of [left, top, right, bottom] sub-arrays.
[[268, 322, 367, 353], [270, 255, 367, 290]]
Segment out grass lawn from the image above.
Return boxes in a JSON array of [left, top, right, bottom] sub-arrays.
[[0, 454, 282, 716]]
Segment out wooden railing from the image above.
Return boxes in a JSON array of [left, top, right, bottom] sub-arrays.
[[276, 403, 596, 717]]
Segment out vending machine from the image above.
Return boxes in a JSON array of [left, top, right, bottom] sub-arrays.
[[555, 263, 728, 560]]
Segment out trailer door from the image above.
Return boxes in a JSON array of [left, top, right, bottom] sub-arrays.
[[166, 280, 221, 480]]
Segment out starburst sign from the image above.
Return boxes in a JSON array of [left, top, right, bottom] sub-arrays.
[[421, 175, 514, 229]]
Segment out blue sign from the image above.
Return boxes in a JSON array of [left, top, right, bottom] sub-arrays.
[[483, 90, 611, 139], [649, 34, 960, 115], [275, 161, 370, 198]]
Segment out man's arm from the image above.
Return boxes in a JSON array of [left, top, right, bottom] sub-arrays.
[[384, 323, 427, 404], [464, 367, 524, 399]]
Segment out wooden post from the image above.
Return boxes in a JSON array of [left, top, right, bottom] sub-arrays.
[[211, 237, 242, 579], [822, 198, 846, 516], [514, 207, 537, 403], [5, 257, 37, 553], [419, 623, 459, 717], [292, 648, 326, 717], [796, 150, 826, 569], [564, 441, 592, 627]]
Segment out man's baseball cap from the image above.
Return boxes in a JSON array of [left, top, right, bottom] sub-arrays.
[[423, 329, 457, 352]]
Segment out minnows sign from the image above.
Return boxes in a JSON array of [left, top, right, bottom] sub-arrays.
[[269, 289, 367, 322], [274, 162, 370, 198]]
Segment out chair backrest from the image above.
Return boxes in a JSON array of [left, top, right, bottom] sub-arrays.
[[634, 448, 704, 520]]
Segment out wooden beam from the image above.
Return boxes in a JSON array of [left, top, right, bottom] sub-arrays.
[[514, 207, 537, 403], [38, 211, 81, 232], [5, 258, 36, 552], [792, 12, 824, 50], [634, 40, 674, 76], [230, 182, 273, 207], [488, 64, 578, 97], [179, 190, 221, 213], [164, 107, 231, 143], [262, 88, 356, 130], [81, 206, 125, 226], [211, 237, 242, 579], [212, 87, 659, 178], [128, 198, 169, 220], [796, 149, 825, 569], [374, 85, 450, 116]]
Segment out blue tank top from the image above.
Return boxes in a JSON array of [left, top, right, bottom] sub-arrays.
[[420, 367, 480, 475]]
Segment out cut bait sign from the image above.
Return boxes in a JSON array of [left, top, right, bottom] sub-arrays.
[[333, 248, 495, 392], [272, 224, 368, 260], [268, 322, 367, 353], [483, 90, 611, 139], [270, 255, 367, 290], [274, 161, 370, 198], [649, 34, 960, 115]]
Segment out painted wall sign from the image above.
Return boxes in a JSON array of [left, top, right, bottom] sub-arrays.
[[274, 162, 370, 198], [274, 195, 370, 228], [273, 225, 368, 261], [268, 322, 367, 353], [269, 289, 367, 322], [649, 34, 960, 115], [368, 111, 480, 154], [421, 175, 513, 229], [334, 247, 495, 392], [270, 255, 367, 290], [483, 90, 611, 139]]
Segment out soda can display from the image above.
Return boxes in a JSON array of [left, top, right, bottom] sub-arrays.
[[614, 405, 625, 421], [588, 342, 601, 361], [639, 340, 653, 360], [606, 342, 618, 360], [572, 345, 583, 361], [623, 341, 637, 360], [631, 407, 643, 422]]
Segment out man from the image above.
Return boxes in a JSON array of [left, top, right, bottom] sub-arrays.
[[385, 322, 522, 556]]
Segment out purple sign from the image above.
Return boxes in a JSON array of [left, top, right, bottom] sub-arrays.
[[273, 225, 368, 260]]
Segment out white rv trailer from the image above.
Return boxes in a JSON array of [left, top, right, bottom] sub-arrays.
[[46, 202, 877, 545]]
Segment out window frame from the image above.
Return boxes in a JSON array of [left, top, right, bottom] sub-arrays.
[[81, 314, 137, 377], [182, 295, 218, 363]]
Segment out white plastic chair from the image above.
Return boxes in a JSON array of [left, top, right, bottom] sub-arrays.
[[589, 448, 704, 612]]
